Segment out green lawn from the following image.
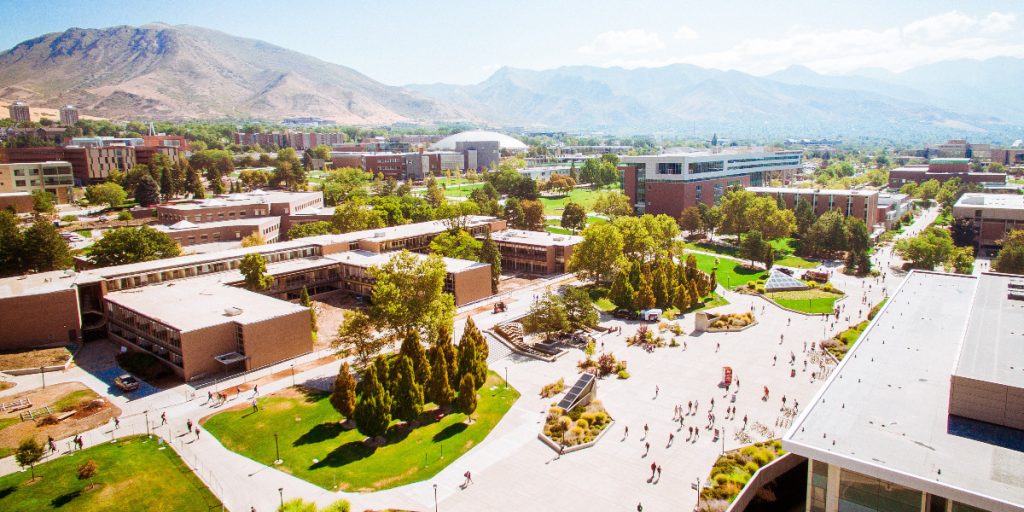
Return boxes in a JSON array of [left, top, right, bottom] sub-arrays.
[[688, 252, 767, 288], [767, 289, 843, 314], [537, 185, 621, 215], [441, 182, 484, 198], [693, 292, 730, 312], [686, 238, 817, 269], [0, 436, 221, 512], [203, 373, 519, 492], [932, 210, 953, 227]]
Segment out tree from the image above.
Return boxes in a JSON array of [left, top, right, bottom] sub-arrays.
[[429, 229, 482, 260], [568, 223, 624, 285], [614, 216, 657, 262], [428, 346, 455, 408], [330, 362, 357, 420], [159, 166, 174, 201], [993, 230, 1024, 274], [289, 221, 335, 239], [117, 210, 133, 222], [15, 437, 44, 480], [31, 190, 55, 214], [353, 363, 392, 439], [186, 169, 205, 199], [741, 230, 772, 268], [400, 331, 432, 387], [950, 217, 977, 247], [609, 263, 636, 310], [479, 230, 501, 294], [794, 198, 815, 237], [458, 317, 488, 390], [78, 459, 99, 490], [916, 179, 941, 201], [392, 355, 424, 423], [719, 190, 755, 241], [21, 219, 72, 272], [845, 218, 872, 275], [333, 310, 386, 368], [89, 225, 180, 267], [424, 177, 447, 208], [520, 200, 545, 231], [562, 286, 598, 329], [241, 232, 267, 247], [369, 251, 454, 338], [945, 246, 975, 274], [275, 148, 305, 190], [239, 253, 272, 290], [636, 274, 656, 310], [592, 191, 632, 219], [86, 182, 127, 208], [561, 201, 587, 233], [134, 175, 161, 206], [522, 292, 569, 340], [457, 373, 478, 418], [679, 206, 705, 235], [502, 196, 525, 229], [0, 210, 22, 275], [895, 227, 954, 270], [301, 286, 317, 335], [801, 211, 848, 258], [332, 199, 385, 233]]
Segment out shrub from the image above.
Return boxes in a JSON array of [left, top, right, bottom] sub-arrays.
[[37, 414, 60, 426], [61, 215, 78, 222], [617, 369, 630, 379], [744, 461, 760, 473], [540, 378, 565, 398]]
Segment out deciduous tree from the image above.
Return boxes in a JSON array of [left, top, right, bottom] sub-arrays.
[[567, 222, 623, 285], [560, 201, 587, 233]]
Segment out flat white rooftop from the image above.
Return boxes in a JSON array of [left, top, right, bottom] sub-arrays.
[[154, 217, 279, 233], [326, 249, 488, 273], [955, 193, 1024, 210], [158, 191, 321, 211], [784, 271, 1024, 511], [105, 281, 306, 332], [0, 270, 92, 298], [747, 186, 878, 197], [487, 228, 582, 247], [954, 274, 1024, 390]]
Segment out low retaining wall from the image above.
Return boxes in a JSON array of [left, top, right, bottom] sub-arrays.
[[537, 419, 616, 454], [725, 452, 806, 512]]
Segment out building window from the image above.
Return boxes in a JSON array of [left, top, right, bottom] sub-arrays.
[[687, 161, 725, 174], [810, 460, 828, 512], [695, 185, 702, 201], [837, 468, 921, 512], [656, 162, 683, 175]]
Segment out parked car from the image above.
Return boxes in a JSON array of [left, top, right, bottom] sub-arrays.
[[114, 374, 140, 392], [612, 309, 637, 320]]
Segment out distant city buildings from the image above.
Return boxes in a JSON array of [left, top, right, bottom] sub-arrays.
[[889, 158, 1007, 189], [59, 104, 79, 126], [0, 161, 75, 211], [233, 131, 347, 151], [7, 101, 30, 123], [620, 149, 803, 215]]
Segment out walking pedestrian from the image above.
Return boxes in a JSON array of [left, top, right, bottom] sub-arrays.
[[252, 400, 259, 413], [687, 400, 692, 414], [47, 435, 56, 453], [668, 432, 674, 445], [637, 502, 643, 512], [715, 342, 720, 352], [657, 465, 662, 478], [187, 419, 193, 433], [650, 462, 656, 477], [688, 426, 693, 438], [654, 385, 659, 398], [114, 417, 120, 429], [207, 391, 213, 403], [710, 397, 714, 409], [195, 428, 200, 440], [161, 412, 167, 425], [644, 441, 650, 455], [253, 385, 259, 396], [624, 425, 629, 438]]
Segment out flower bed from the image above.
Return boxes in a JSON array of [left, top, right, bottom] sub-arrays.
[[697, 440, 785, 512], [696, 312, 757, 332], [540, 400, 613, 448]]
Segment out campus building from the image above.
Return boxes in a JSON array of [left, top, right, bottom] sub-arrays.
[[7, 101, 30, 123], [783, 271, 1024, 512], [59, 105, 79, 126], [952, 193, 1024, 249], [620, 150, 803, 215], [889, 159, 1007, 189], [747, 187, 880, 228], [0, 161, 75, 206], [329, 150, 465, 180], [484, 229, 582, 274], [0, 145, 136, 184], [877, 192, 913, 230]]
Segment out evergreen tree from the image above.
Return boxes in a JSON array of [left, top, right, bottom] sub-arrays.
[[478, 230, 501, 294], [709, 270, 718, 293], [688, 279, 701, 306], [609, 266, 636, 310], [392, 355, 424, 423], [457, 326, 487, 391], [330, 362, 356, 420], [428, 347, 455, 408], [22, 219, 72, 272], [673, 282, 692, 312], [210, 169, 226, 195], [457, 373, 478, 418], [159, 168, 173, 201], [135, 175, 161, 206], [353, 363, 391, 438], [300, 286, 317, 335], [400, 331, 432, 387], [636, 274, 656, 310], [652, 266, 671, 309], [187, 169, 205, 199]]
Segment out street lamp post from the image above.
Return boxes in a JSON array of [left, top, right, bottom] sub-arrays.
[[433, 483, 438, 512], [278, 488, 284, 508], [291, 364, 295, 386], [40, 366, 45, 389], [504, 367, 508, 389], [144, 410, 150, 437], [274, 433, 283, 465]]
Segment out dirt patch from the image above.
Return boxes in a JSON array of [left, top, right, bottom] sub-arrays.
[[313, 299, 351, 350], [0, 382, 120, 450], [0, 346, 72, 370]]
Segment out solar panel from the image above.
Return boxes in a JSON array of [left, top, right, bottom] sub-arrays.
[[557, 373, 595, 410], [764, 269, 810, 292]]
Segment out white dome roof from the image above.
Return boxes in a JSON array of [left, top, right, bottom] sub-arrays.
[[430, 130, 527, 151]]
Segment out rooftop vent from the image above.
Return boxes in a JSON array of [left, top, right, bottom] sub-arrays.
[[224, 307, 243, 316]]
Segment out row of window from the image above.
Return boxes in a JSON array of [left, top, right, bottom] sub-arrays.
[[104, 247, 319, 291]]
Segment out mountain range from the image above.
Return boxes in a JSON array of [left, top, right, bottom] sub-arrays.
[[0, 23, 1021, 141]]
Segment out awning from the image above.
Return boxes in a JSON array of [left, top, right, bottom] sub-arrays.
[[214, 352, 247, 365]]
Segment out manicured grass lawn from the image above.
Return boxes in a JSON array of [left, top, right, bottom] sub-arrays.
[[0, 435, 221, 512], [687, 252, 767, 288], [538, 185, 621, 215], [766, 289, 843, 314], [686, 238, 817, 269], [203, 373, 519, 492], [545, 225, 574, 235], [51, 389, 100, 412], [693, 292, 730, 312], [931, 210, 953, 227], [441, 182, 484, 198]]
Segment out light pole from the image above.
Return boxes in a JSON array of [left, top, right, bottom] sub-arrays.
[[278, 488, 284, 508], [433, 483, 438, 512], [144, 410, 150, 437], [504, 366, 508, 389], [40, 366, 45, 389], [291, 364, 295, 386], [274, 433, 282, 465]]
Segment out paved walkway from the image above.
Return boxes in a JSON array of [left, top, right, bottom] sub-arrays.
[[0, 207, 939, 512]]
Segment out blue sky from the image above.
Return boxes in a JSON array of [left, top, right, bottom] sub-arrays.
[[0, 0, 1021, 85]]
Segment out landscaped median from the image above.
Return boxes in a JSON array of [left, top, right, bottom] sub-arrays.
[[0, 435, 222, 512], [201, 372, 519, 492]]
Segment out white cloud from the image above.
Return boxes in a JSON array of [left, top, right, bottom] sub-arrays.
[[579, 29, 664, 55], [598, 11, 1024, 75], [673, 25, 699, 40]]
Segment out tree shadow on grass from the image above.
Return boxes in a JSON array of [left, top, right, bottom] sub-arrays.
[[298, 388, 329, 404], [293, 422, 345, 446], [0, 486, 15, 500], [51, 489, 82, 507], [733, 265, 764, 276], [432, 422, 467, 442], [309, 440, 376, 469]]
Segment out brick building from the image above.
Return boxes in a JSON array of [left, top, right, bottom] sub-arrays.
[[484, 229, 581, 274], [952, 193, 1024, 249], [0, 161, 75, 205], [747, 186, 880, 228], [621, 150, 803, 216], [889, 159, 1007, 189], [7, 101, 30, 123], [1, 145, 136, 184], [59, 105, 79, 126]]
